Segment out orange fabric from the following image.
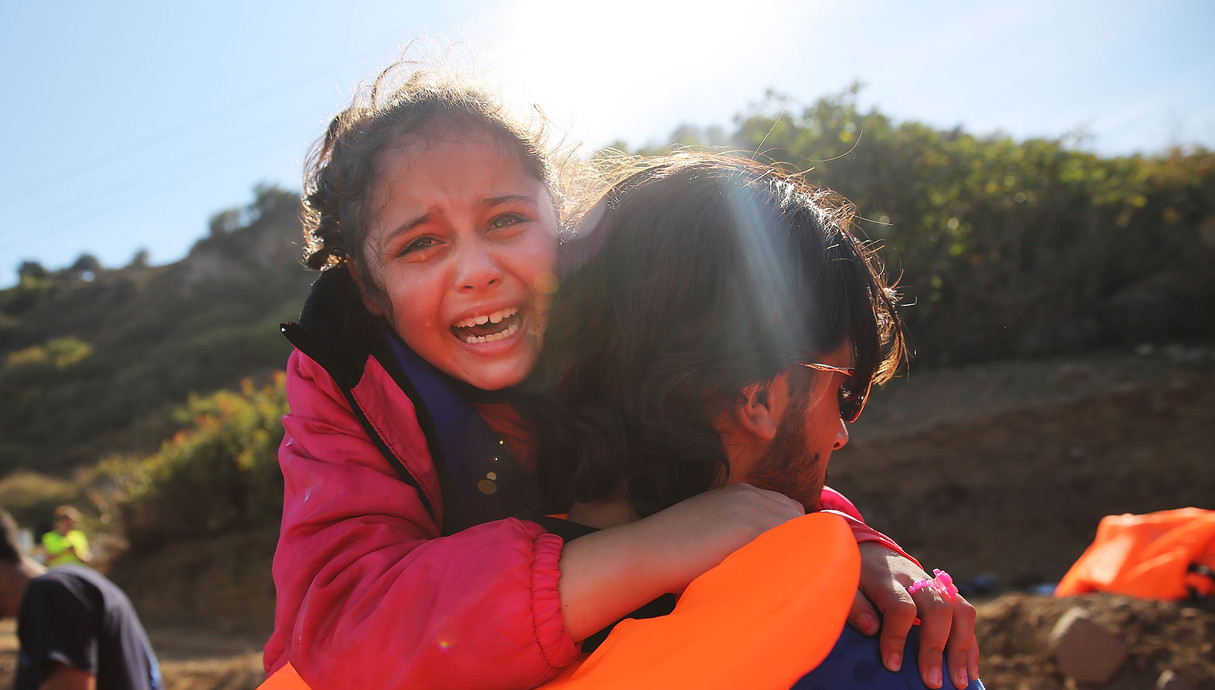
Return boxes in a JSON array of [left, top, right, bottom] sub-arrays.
[[1055, 507, 1215, 601], [541, 512, 860, 689], [258, 662, 310, 690]]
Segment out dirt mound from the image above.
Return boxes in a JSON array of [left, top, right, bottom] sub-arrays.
[[974, 593, 1214, 689]]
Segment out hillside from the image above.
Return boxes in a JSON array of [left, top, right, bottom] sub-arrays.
[[0, 186, 313, 477]]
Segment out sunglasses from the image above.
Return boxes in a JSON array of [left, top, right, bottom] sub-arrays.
[[798, 362, 871, 423]]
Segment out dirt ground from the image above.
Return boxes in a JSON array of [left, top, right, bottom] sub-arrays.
[[836, 345, 1215, 689], [1, 346, 1212, 689]]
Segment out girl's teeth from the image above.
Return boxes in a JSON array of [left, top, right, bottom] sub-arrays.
[[454, 307, 518, 329], [459, 321, 521, 344]]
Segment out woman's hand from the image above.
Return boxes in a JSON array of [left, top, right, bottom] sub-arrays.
[[849, 542, 980, 689]]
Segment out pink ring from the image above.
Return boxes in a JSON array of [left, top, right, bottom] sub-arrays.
[[932, 569, 958, 599], [906, 570, 958, 599]]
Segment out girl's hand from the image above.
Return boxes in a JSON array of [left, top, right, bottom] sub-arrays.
[[849, 542, 980, 689]]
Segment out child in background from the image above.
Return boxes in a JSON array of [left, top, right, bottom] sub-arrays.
[[39, 505, 91, 568]]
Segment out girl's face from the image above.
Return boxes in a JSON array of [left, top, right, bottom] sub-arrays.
[[359, 131, 558, 391]]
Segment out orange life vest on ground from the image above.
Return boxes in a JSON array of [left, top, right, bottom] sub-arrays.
[[1055, 507, 1215, 601]]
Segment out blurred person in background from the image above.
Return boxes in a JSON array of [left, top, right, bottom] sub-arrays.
[[0, 508, 161, 690], [38, 506, 91, 568]]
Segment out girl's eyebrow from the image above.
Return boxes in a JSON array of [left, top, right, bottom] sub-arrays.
[[482, 194, 537, 208], [384, 213, 433, 243]]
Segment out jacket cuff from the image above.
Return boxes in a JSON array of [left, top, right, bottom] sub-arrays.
[[530, 532, 580, 672]]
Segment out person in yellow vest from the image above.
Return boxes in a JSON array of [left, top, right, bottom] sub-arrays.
[[41, 506, 91, 568]]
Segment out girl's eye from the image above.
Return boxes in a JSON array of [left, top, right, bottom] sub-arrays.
[[489, 214, 525, 230], [400, 236, 438, 256]]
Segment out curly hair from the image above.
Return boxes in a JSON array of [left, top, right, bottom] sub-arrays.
[[534, 153, 905, 517], [298, 44, 560, 304]]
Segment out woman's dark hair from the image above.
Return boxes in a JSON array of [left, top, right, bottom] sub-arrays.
[[299, 45, 559, 304], [534, 153, 905, 517]]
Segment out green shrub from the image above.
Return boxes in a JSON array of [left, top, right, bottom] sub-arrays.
[[669, 88, 1215, 364], [3, 336, 93, 381], [100, 375, 287, 553]]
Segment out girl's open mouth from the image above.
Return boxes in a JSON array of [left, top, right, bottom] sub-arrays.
[[450, 307, 523, 344]]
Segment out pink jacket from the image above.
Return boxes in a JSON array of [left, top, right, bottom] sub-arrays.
[[265, 348, 579, 689], [264, 271, 579, 690]]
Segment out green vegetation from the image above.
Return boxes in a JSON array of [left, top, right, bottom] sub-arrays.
[[4, 337, 93, 382], [96, 377, 286, 554], [0, 185, 311, 473], [2, 96, 1212, 552], [638, 86, 1215, 364], [0, 183, 310, 550]]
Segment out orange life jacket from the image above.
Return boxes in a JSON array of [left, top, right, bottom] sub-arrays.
[[259, 512, 859, 689], [1055, 507, 1215, 601]]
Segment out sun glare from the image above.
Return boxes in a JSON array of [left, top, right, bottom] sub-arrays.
[[465, 0, 821, 149]]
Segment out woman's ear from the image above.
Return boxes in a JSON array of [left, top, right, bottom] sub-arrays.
[[346, 261, 385, 317], [733, 381, 780, 442]]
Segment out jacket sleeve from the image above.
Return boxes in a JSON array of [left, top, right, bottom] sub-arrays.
[[264, 350, 579, 690], [816, 486, 920, 567]]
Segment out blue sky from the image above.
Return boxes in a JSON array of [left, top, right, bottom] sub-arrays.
[[1, 0, 1212, 287]]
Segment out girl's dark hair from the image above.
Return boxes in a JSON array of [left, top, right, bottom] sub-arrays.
[[534, 153, 905, 517], [299, 45, 559, 302]]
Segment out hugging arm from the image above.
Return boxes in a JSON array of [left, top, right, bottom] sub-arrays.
[[559, 484, 807, 640]]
